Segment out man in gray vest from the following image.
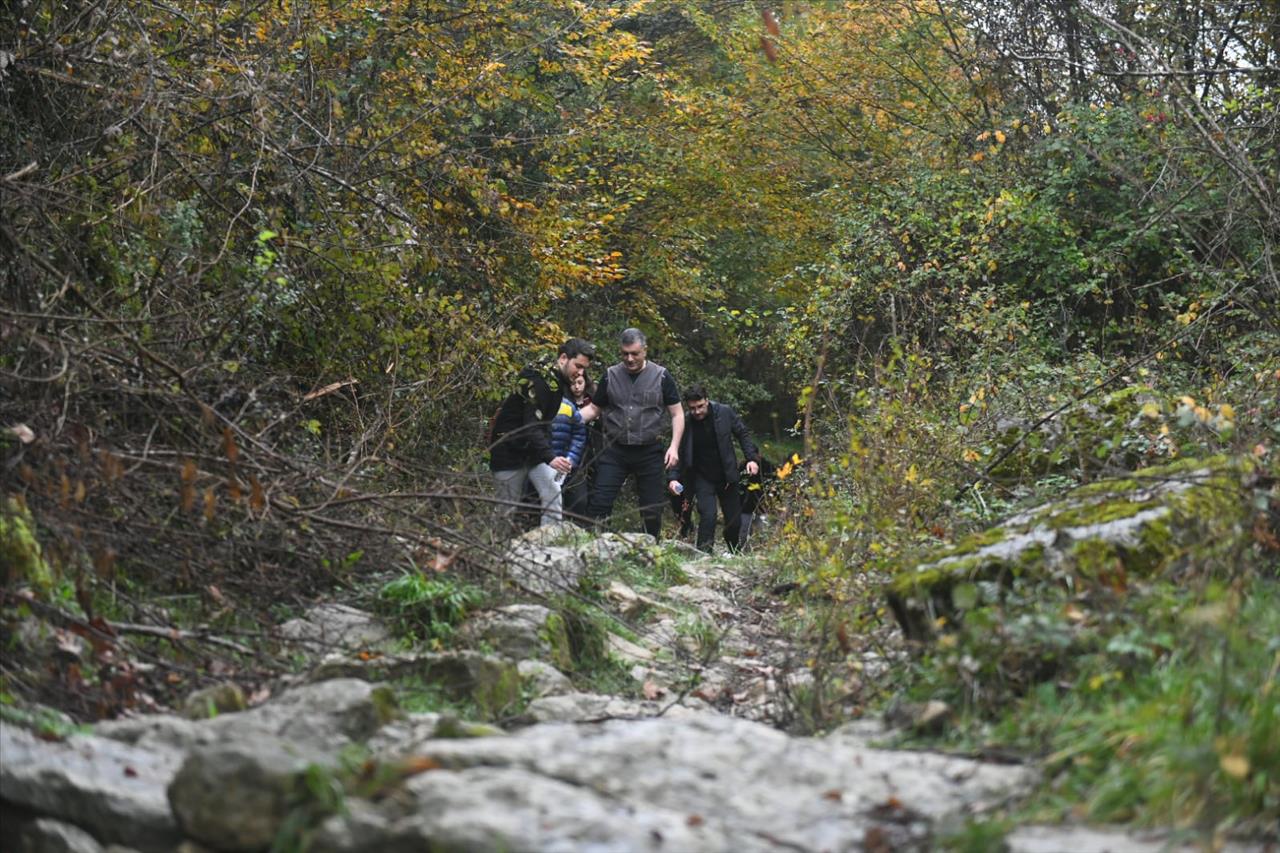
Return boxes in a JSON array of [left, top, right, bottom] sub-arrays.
[[584, 328, 684, 540]]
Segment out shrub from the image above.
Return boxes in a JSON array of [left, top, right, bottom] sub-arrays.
[[376, 573, 485, 645]]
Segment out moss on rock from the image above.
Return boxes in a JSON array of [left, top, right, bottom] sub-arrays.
[[0, 497, 54, 593], [887, 455, 1261, 639], [539, 610, 574, 673]]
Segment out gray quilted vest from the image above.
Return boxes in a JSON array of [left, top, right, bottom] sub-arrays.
[[602, 361, 666, 445]]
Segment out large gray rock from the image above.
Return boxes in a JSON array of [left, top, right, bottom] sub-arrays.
[[277, 603, 392, 650], [96, 679, 396, 751], [179, 682, 247, 721], [578, 531, 655, 564], [460, 604, 572, 670], [518, 691, 705, 724], [13, 815, 106, 853], [0, 723, 183, 852], [309, 651, 520, 718], [517, 660, 574, 698], [339, 711, 1030, 852], [309, 766, 716, 853], [503, 543, 588, 595], [502, 528, 655, 595], [167, 734, 334, 852], [888, 455, 1262, 639]]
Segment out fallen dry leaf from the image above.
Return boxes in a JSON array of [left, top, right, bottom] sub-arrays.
[[398, 755, 442, 777], [692, 686, 723, 703], [862, 826, 892, 853], [642, 680, 665, 700]]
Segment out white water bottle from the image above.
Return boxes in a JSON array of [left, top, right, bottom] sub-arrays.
[[671, 481, 683, 495]]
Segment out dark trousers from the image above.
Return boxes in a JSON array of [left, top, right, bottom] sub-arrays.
[[588, 443, 667, 540], [562, 467, 591, 523], [692, 475, 743, 553]]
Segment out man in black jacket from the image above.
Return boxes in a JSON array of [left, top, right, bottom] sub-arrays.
[[667, 384, 760, 553], [489, 338, 595, 528]]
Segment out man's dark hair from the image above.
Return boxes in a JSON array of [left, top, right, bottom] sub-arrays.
[[619, 328, 647, 347], [560, 338, 595, 360], [683, 383, 709, 402]]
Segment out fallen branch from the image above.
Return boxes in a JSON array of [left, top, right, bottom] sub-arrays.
[[106, 621, 255, 656]]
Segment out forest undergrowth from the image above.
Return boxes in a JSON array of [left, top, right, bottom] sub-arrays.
[[3, 0, 1278, 841]]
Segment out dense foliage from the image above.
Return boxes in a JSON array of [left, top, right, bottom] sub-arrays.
[[3, 0, 1278, 838]]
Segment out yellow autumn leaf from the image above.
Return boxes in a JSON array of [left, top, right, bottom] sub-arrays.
[[962, 448, 980, 462], [1218, 403, 1235, 421], [1220, 754, 1250, 779], [1141, 402, 1161, 419], [905, 464, 919, 483], [994, 129, 1006, 144]]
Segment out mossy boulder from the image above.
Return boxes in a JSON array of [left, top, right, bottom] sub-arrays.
[[985, 384, 1230, 484], [888, 454, 1269, 639], [459, 604, 573, 672], [181, 682, 249, 720], [310, 650, 521, 718]]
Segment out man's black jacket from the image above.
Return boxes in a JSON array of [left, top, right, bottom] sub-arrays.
[[676, 401, 759, 485], [489, 362, 566, 471]]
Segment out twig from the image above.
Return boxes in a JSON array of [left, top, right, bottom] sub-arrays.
[[106, 621, 255, 655], [2, 161, 38, 182]]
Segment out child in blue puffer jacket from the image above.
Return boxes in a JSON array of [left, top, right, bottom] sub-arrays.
[[550, 383, 588, 473], [551, 374, 590, 522]]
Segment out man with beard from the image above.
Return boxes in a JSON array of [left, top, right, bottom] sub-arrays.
[[667, 384, 760, 553], [488, 338, 596, 528]]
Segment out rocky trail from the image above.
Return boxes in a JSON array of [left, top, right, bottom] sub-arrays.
[[1, 521, 1260, 852]]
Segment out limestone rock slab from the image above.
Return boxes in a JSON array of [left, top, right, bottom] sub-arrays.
[[278, 603, 392, 650], [167, 734, 333, 852], [0, 723, 182, 852], [95, 679, 396, 752], [361, 711, 1030, 852]]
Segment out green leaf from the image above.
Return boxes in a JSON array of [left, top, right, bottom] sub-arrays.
[[952, 582, 978, 610]]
